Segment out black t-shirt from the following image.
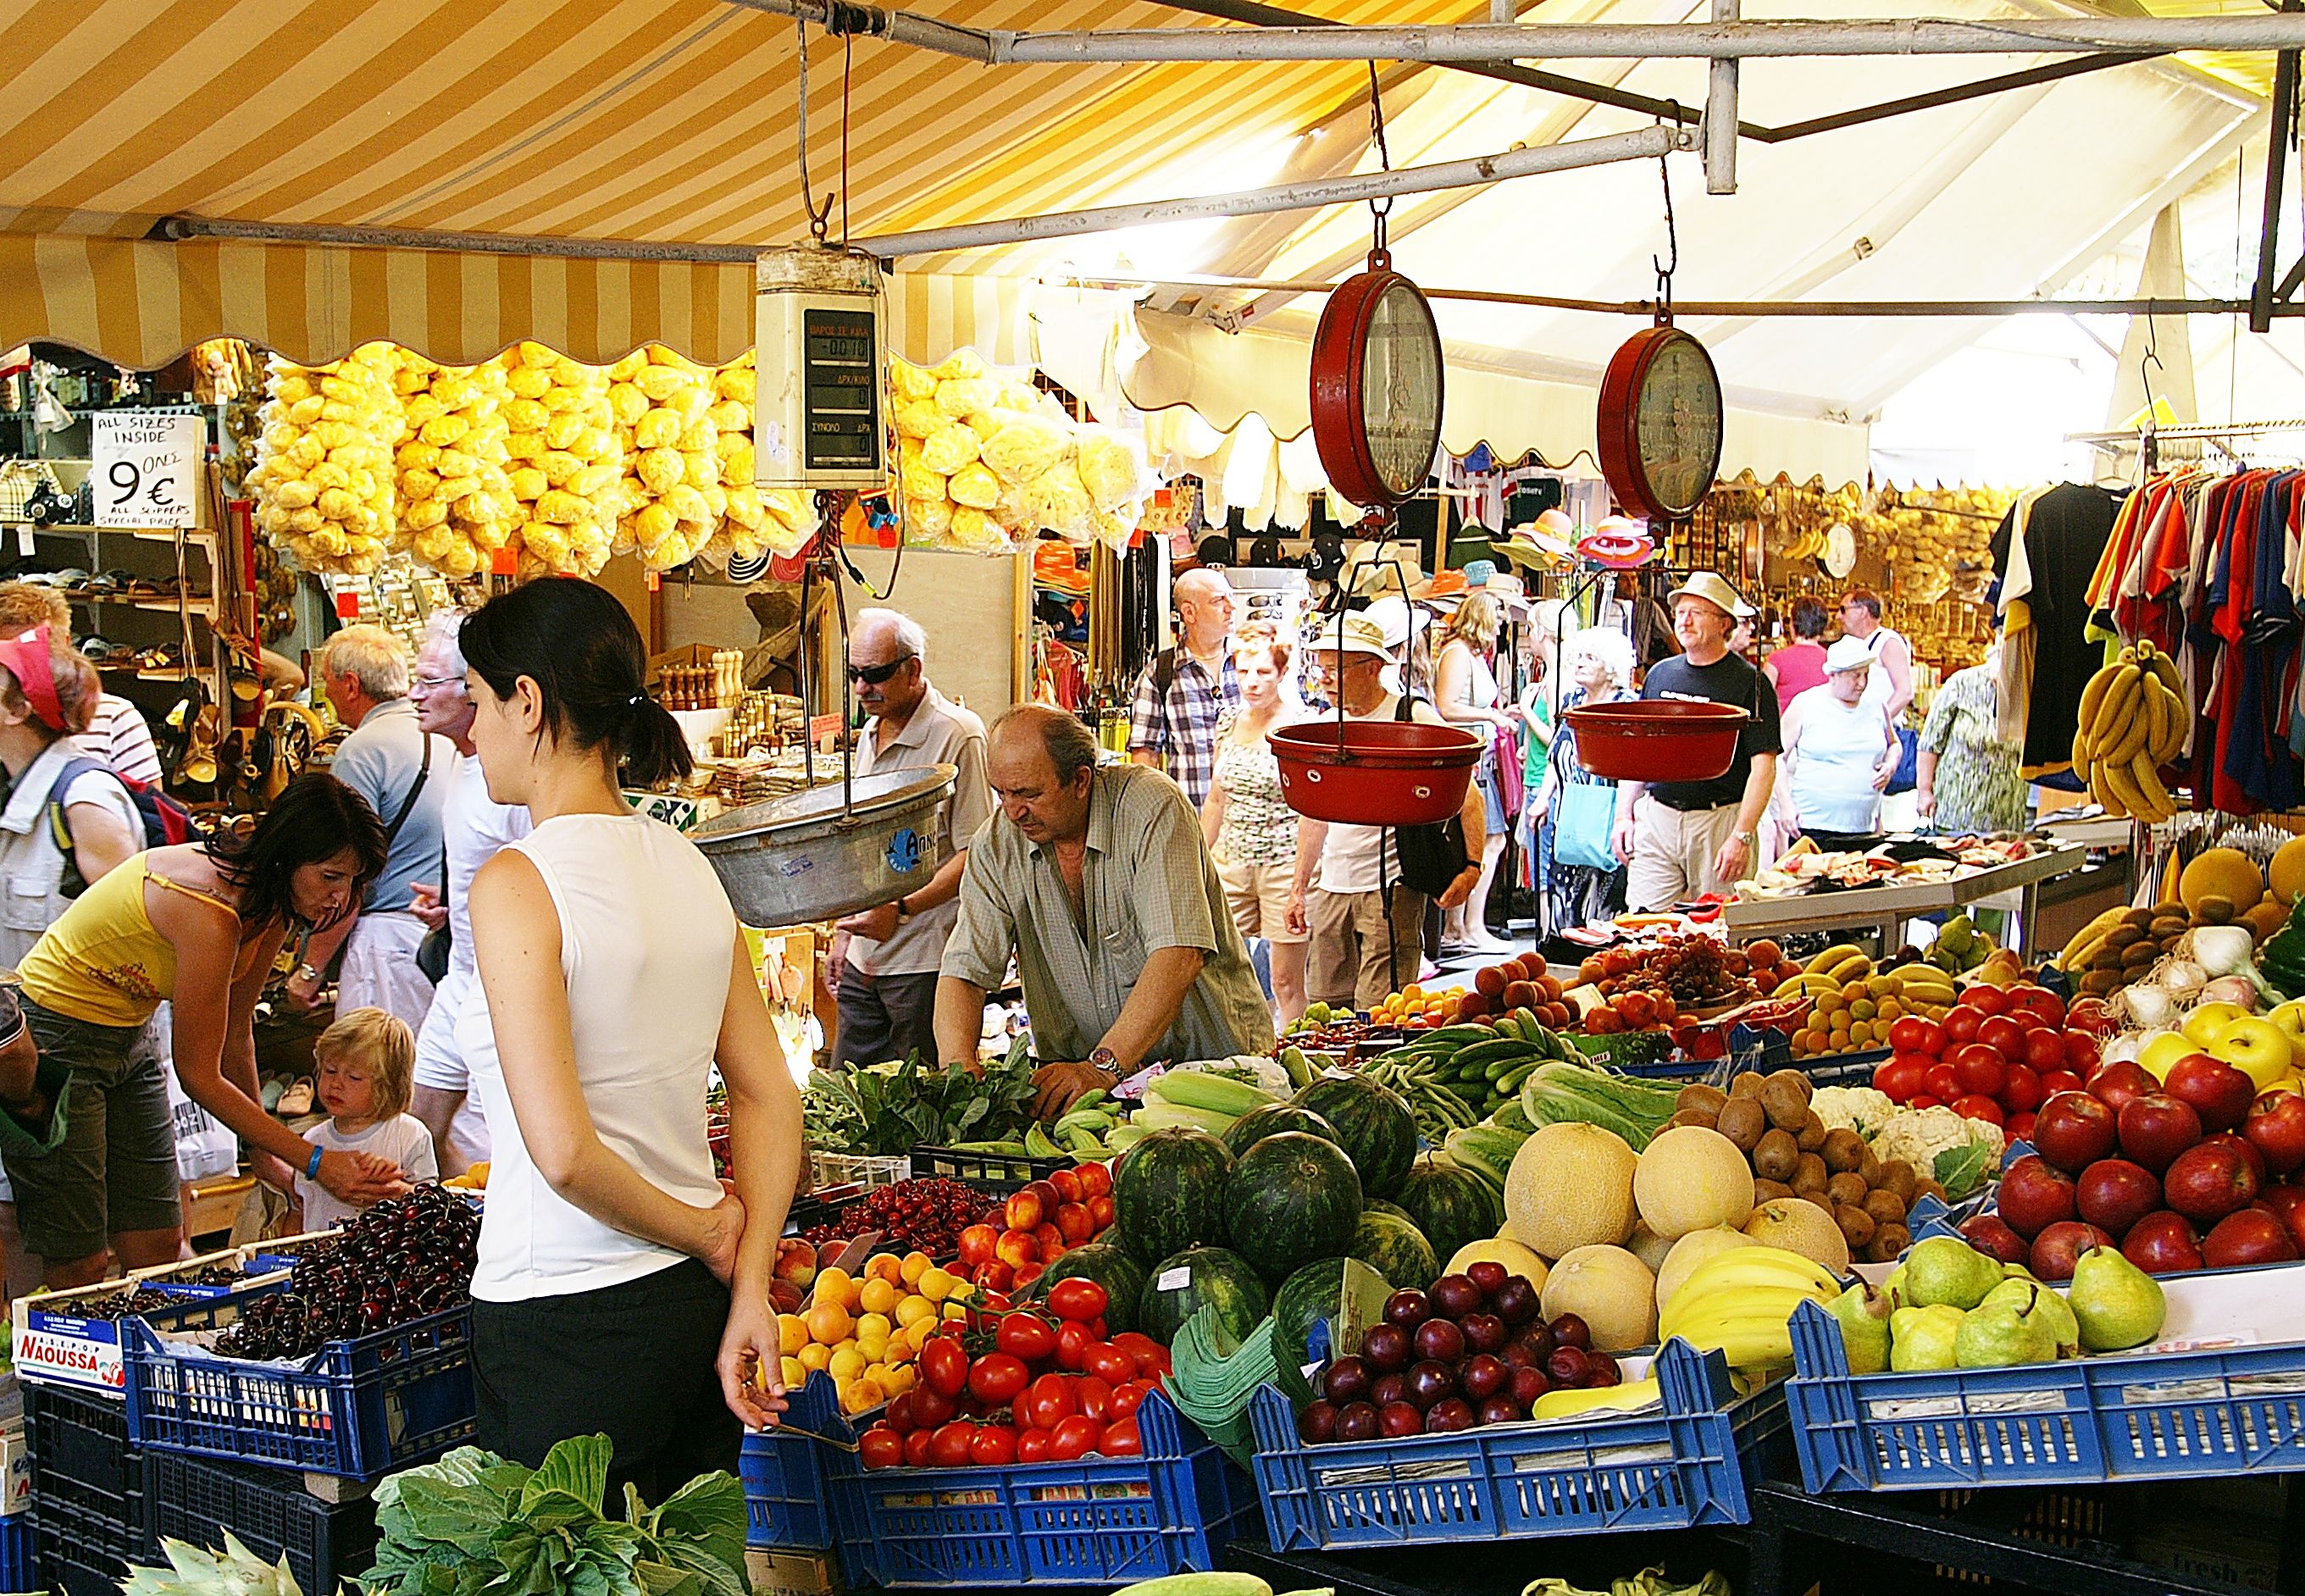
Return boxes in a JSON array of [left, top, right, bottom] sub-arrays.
[[1640, 651, 1782, 810]]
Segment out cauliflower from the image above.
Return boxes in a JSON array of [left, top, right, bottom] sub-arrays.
[[1810, 1085, 1897, 1139], [1870, 1106, 2005, 1200]]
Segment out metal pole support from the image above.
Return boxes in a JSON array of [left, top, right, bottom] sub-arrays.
[[1706, 0, 1739, 192], [2254, 4, 2301, 334]]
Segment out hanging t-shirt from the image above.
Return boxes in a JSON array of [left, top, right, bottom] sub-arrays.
[[1989, 482, 2126, 778]]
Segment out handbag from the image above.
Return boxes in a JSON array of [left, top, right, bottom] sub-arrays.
[[1390, 692, 1469, 896], [1554, 779, 1620, 870], [1886, 723, 1920, 795]]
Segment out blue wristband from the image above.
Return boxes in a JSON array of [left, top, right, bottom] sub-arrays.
[[304, 1144, 325, 1181]]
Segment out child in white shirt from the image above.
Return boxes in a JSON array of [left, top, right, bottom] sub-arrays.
[[291, 1006, 439, 1232]]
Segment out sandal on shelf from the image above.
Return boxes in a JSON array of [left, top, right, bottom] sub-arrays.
[[274, 1077, 315, 1117]]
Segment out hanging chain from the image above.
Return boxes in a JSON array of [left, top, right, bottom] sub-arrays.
[[1367, 63, 1393, 259], [1652, 106, 1680, 324], [795, 19, 835, 246]]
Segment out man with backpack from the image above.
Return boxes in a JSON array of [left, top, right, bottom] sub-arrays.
[[1128, 568, 1238, 808]]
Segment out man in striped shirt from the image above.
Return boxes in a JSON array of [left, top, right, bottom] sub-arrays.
[[0, 585, 162, 785]]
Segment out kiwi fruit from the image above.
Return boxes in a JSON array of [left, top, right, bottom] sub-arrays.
[[1863, 1189, 1908, 1227], [1715, 1096, 1768, 1151], [1753, 1128, 1800, 1181], [1729, 1072, 1766, 1099], [1877, 1160, 1919, 1205], [2120, 906, 2158, 928], [1791, 1152, 1830, 1194], [1820, 1128, 1866, 1172], [1834, 1205, 1876, 1250], [2080, 969, 2123, 995], [2197, 894, 2236, 925], [2104, 924, 2145, 950], [1676, 1083, 1730, 1117], [1765, 1068, 1815, 1104], [1759, 1075, 1809, 1131], [1826, 1171, 1870, 1207], [1753, 1178, 1795, 1205], [2121, 939, 2162, 970], [1794, 1110, 1831, 1152]]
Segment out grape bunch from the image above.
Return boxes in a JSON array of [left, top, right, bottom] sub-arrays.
[[217, 1186, 479, 1360], [1647, 935, 1738, 1005]]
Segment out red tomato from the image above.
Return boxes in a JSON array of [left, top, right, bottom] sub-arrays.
[[1050, 1168, 1085, 1205], [1083, 1342, 1138, 1386], [1952, 1094, 2006, 1126], [1077, 1161, 1113, 1199], [1100, 1416, 1144, 1457], [1111, 1381, 1148, 1419], [996, 1314, 1058, 1364], [1076, 1375, 1115, 1422], [1910, 1094, 1943, 1111], [1926, 1064, 1962, 1102], [1047, 1278, 1110, 1324], [2041, 1068, 2086, 1099], [1951, 1044, 2006, 1097], [2012, 986, 2067, 1028], [1962, 985, 2011, 1016], [1017, 1428, 1054, 1463], [2022, 1029, 2065, 1074], [1112, 1332, 1163, 1364], [887, 1392, 916, 1434], [2062, 1032, 2102, 1073], [903, 1428, 934, 1467], [1088, 1316, 1108, 1341], [967, 1353, 1031, 1405], [1875, 1054, 1931, 1104], [2008, 1009, 2045, 1034], [1022, 1372, 1078, 1431], [1975, 1013, 2027, 1062], [1050, 1414, 1104, 1461], [1089, 1194, 1117, 1228], [930, 1421, 976, 1467], [922, 1336, 969, 1399], [911, 1388, 956, 1429], [969, 1424, 1019, 1466], [862, 1427, 905, 1470], [1887, 1017, 1943, 1056], [2005, 1110, 2037, 1144], [2000, 1062, 2043, 1113], [1942, 1007, 1985, 1046], [1056, 1320, 1095, 1372]]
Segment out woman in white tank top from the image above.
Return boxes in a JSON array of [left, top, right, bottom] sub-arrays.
[[457, 579, 804, 1501], [1781, 636, 1899, 851]]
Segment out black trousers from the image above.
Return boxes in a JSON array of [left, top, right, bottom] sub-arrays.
[[473, 1258, 740, 1505], [833, 967, 940, 1069]]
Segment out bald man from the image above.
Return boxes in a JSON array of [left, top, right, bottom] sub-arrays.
[[1128, 568, 1238, 808]]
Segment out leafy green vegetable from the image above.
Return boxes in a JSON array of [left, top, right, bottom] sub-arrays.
[[803, 1034, 1039, 1155], [365, 1436, 750, 1596], [1934, 1139, 1997, 1203]]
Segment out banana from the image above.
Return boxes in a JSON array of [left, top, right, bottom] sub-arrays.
[[1804, 943, 1866, 978], [2086, 757, 2124, 817], [2072, 717, 2094, 770], [1660, 1287, 1829, 1347], [2130, 748, 2175, 823], [1662, 1247, 1842, 1316], [2150, 680, 2188, 763], [2102, 759, 2153, 823], [2092, 665, 2142, 750], [2142, 648, 2185, 702], [2142, 679, 2165, 765], [2075, 661, 2124, 734], [2100, 690, 2150, 766], [1661, 1311, 1803, 1370], [1530, 1377, 1664, 1421]]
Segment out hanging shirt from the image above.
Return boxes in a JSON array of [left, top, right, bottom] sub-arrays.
[[1990, 483, 2126, 778]]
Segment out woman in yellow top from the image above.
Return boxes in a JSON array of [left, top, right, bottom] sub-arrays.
[[7, 773, 406, 1287]]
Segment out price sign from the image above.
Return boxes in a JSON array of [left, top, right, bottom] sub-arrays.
[[91, 413, 202, 529]]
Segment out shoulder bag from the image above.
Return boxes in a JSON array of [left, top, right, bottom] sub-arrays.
[[1389, 693, 1471, 897]]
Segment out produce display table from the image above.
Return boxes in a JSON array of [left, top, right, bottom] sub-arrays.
[[1721, 843, 2086, 959]]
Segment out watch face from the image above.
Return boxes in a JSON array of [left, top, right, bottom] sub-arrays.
[[1360, 278, 1444, 499], [1633, 332, 1725, 517]]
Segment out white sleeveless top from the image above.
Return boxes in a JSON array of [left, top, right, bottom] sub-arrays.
[[457, 812, 739, 1302], [1789, 690, 1891, 835]]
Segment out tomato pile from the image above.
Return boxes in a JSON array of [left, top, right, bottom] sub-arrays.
[[1870, 982, 2106, 1144], [855, 1278, 1175, 1468], [952, 1164, 1116, 1294]]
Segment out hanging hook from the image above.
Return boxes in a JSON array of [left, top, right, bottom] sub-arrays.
[[1652, 106, 1681, 324], [1366, 63, 1394, 263], [796, 19, 836, 246]]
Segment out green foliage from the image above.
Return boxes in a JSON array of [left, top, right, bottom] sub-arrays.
[[801, 1035, 1040, 1156]]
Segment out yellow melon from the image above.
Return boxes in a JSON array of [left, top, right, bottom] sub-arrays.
[[1445, 1237, 1550, 1292], [2180, 848, 2266, 917], [2272, 836, 2305, 906]]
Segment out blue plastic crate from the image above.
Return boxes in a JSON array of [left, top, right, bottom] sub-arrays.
[[742, 1376, 834, 1550], [1246, 1338, 1786, 1550], [819, 1386, 1254, 1585], [0, 1510, 31, 1592], [123, 1290, 475, 1481], [143, 1449, 379, 1596], [1786, 1295, 2305, 1491]]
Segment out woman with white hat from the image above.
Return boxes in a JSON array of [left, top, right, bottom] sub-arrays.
[[1781, 635, 1900, 851]]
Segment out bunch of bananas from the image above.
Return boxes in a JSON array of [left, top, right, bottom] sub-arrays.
[[2072, 640, 2186, 823], [1656, 1244, 1842, 1371], [1770, 943, 1876, 999]]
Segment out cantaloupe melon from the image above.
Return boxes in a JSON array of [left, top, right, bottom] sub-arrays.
[[1634, 1126, 1757, 1239], [1743, 1198, 1852, 1273], [1505, 1122, 1637, 1260], [1626, 1222, 1675, 1275], [1446, 1237, 1550, 1292], [2181, 848, 2267, 917], [1539, 1244, 1657, 1353], [1654, 1225, 1759, 1313], [2273, 836, 2305, 906]]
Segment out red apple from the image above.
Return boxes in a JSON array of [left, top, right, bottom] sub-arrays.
[[2122, 1211, 2205, 1274], [1978, 1013, 2029, 1063], [2007, 1110, 2039, 1144], [2203, 1208, 2301, 1268], [2246, 1094, 2305, 1178], [2031, 1220, 2118, 1283], [1960, 1213, 2034, 1265], [2263, 1183, 2305, 1252], [2075, 1157, 2163, 1239], [1997, 1155, 2079, 1239], [2033, 1091, 2119, 1173], [2042, 1068, 2087, 1099], [2164, 1054, 2258, 1134], [2163, 1139, 2262, 1223], [2119, 1094, 2204, 1173], [2090, 1060, 2158, 1114], [2209, 1130, 2268, 1183]]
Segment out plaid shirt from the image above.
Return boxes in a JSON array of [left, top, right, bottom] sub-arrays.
[[1128, 648, 1239, 807]]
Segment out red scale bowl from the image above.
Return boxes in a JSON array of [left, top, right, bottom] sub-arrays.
[[1267, 722, 1483, 825], [1562, 700, 1748, 782]]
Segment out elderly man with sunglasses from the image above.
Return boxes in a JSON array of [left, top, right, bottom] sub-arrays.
[[828, 610, 994, 1071]]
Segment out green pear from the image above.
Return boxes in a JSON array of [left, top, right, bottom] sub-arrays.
[[1904, 1237, 2004, 1311], [1981, 1277, 2078, 1357], [1954, 1291, 2059, 1368], [2069, 1243, 2168, 1352], [1881, 1263, 1909, 1308], [1889, 1304, 1965, 1371], [1826, 1282, 1892, 1374], [2002, 1261, 2036, 1279]]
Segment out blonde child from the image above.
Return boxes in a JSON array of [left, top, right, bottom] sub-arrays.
[[291, 1007, 437, 1231]]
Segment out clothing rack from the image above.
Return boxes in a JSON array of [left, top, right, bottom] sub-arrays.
[[2066, 420, 2305, 473]]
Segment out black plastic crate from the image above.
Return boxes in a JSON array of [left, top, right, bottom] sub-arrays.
[[25, 1380, 141, 1525], [145, 1449, 379, 1596], [908, 1145, 1067, 1196], [32, 1493, 147, 1596]]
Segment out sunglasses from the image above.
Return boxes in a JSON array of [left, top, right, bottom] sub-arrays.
[[846, 654, 916, 685]]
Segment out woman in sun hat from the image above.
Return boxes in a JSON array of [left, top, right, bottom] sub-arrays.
[[1780, 634, 1899, 851]]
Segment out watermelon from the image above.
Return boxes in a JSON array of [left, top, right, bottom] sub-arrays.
[[1138, 1245, 1271, 1347], [1224, 1132, 1362, 1284], [1363, 1199, 1416, 1223], [1350, 1209, 1439, 1293], [1272, 1257, 1392, 1406], [1394, 1156, 1506, 1264], [1294, 1074, 1419, 1199], [1222, 1103, 1339, 1158], [1113, 1128, 1234, 1265], [1035, 1244, 1149, 1336]]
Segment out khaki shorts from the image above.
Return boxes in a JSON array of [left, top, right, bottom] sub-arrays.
[[1214, 856, 1306, 945], [1306, 886, 1426, 1010], [1624, 795, 1742, 912]]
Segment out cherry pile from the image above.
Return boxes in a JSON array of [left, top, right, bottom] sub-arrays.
[[143, 1262, 249, 1288], [47, 1286, 191, 1322], [801, 1178, 995, 1258], [217, 1186, 479, 1360]]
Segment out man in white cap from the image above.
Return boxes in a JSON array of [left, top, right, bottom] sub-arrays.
[[1286, 613, 1485, 1010], [1610, 572, 1781, 909]]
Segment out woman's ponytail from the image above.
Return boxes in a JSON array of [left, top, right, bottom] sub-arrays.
[[621, 693, 695, 788]]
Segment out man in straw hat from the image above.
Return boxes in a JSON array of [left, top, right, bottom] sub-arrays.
[[1610, 572, 1782, 909], [1286, 613, 1486, 1010]]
